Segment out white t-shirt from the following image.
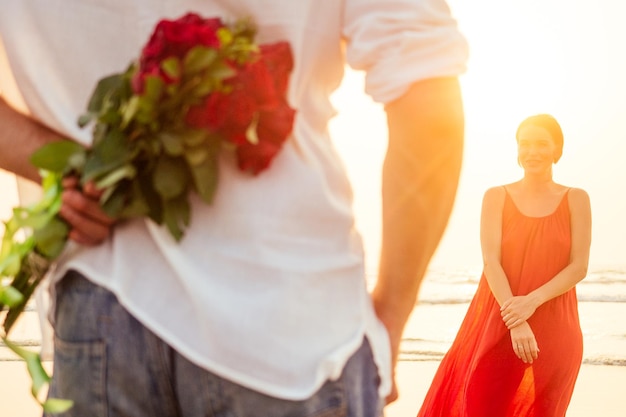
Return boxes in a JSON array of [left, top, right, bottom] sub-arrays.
[[0, 0, 468, 400]]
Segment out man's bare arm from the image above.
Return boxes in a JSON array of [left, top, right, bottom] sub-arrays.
[[0, 96, 61, 182], [372, 76, 464, 402], [0, 96, 114, 244]]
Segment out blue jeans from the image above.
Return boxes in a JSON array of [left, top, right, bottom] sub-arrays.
[[45, 270, 383, 417]]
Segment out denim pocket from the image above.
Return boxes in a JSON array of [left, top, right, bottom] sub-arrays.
[[47, 336, 107, 417], [206, 372, 347, 417], [305, 379, 348, 417]]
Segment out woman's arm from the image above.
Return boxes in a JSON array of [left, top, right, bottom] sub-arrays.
[[501, 188, 592, 328], [481, 185, 540, 363], [480, 186, 515, 305]]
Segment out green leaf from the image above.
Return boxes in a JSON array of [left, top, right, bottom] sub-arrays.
[[121, 95, 140, 129], [164, 82, 181, 100], [183, 130, 208, 147], [144, 75, 165, 102], [133, 77, 164, 125], [82, 129, 131, 183], [33, 217, 69, 259], [0, 232, 16, 269], [98, 105, 123, 126], [0, 234, 35, 269], [2, 338, 51, 400], [42, 398, 74, 414], [29, 171, 64, 214], [2, 251, 49, 333], [184, 147, 209, 166], [77, 112, 95, 128], [217, 27, 234, 47], [189, 156, 219, 205], [118, 192, 150, 219], [161, 57, 182, 80], [94, 164, 136, 189], [0, 285, 24, 308], [30, 140, 86, 173], [98, 183, 126, 218], [135, 175, 164, 223], [187, 136, 220, 204], [191, 74, 218, 97], [0, 253, 22, 277], [208, 60, 237, 82], [158, 132, 184, 156], [86, 73, 125, 114], [162, 196, 190, 242], [11, 207, 54, 230], [183, 46, 218, 74], [67, 151, 87, 172], [152, 157, 189, 200]]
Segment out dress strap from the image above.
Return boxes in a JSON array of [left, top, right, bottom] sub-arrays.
[[559, 187, 572, 203], [501, 185, 513, 204]]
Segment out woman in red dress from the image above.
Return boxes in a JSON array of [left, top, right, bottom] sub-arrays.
[[416, 114, 592, 417]]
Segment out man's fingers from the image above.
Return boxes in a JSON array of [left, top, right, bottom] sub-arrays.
[[82, 180, 104, 199], [61, 176, 79, 189], [60, 204, 111, 241], [59, 188, 115, 246], [62, 189, 114, 225], [385, 382, 398, 404], [67, 228, 107, 246]]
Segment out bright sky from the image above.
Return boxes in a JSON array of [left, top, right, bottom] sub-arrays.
[[1, 1, 624, 273], [330, 0, 626, 274]]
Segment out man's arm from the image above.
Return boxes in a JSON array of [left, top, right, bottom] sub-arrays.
[[0, 96, 114, 244], [0, 96, 60, 182], [371, 76, 464, 402]]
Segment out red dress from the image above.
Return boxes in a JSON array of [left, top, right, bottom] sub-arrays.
[[416, 188, 582, 417]]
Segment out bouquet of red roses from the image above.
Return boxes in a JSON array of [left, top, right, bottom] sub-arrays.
[[0, 13, 294, 412]]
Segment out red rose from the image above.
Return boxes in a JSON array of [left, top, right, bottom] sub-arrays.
[[236, 138, 282, 175], [185, 89, 257, 144], [259, 42, 294, 96], [132, 14, 226, 93], [185, 39, 295, 173], [235, 42, 293, 109], [218, 89, 258, 139], [185, 92, 230, 131], [135, 14, 296, 176], [195, 18, 224, 48], [256, 102, 296, 145]]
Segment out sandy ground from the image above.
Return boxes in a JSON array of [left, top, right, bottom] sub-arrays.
[[1, 359, 624, 417], [385, 361, 626, 417]]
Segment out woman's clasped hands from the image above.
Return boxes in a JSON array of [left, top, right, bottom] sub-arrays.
[[501, 295, 540, 363]]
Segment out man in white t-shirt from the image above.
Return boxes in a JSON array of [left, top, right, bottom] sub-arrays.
[[0, 1, 468, 416]]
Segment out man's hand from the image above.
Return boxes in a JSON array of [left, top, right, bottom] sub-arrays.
[[371, 294, 404, 404], [60, 176, 116, 245]]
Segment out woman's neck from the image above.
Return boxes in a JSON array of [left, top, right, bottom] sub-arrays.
[[520, 172, 554, 192]]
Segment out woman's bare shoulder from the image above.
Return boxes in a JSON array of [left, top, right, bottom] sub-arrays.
[[483, 183, 515, 197], [482, 184, 508, 206], [567, 187, 591, 209]]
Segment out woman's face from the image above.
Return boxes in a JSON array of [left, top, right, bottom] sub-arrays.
[[517, 125, 558, 173]]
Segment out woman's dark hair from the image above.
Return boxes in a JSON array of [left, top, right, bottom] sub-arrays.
[[516, 114, 564, 163]]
